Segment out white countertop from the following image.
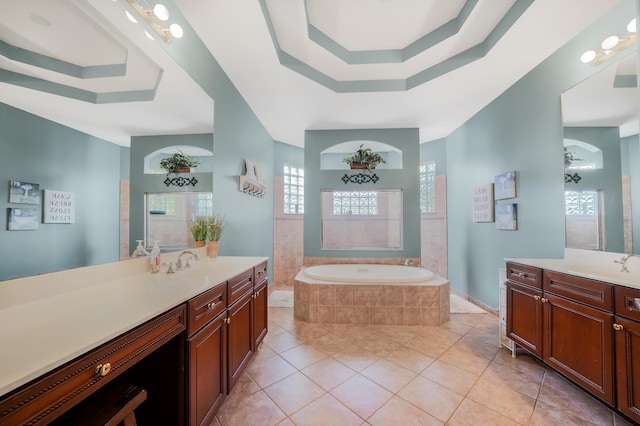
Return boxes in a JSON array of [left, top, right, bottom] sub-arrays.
[[507, 249, 640, 289], [0, 251, 267, 397]]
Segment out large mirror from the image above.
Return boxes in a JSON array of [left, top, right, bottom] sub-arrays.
[[561, 51, 639, 254]]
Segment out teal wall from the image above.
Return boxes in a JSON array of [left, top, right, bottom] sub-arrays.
[[564, 127, 624, 252], [129, 134, 214, 249], [420, 138, 447, 174], [0, 103, 122, 280], [274, 141, 304, 176], [445, 0, 636, 306], [621, 133, 640, 251], [304, 128, 421, 259]]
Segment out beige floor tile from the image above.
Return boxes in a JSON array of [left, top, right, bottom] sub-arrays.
[[398, 376, 464, 422], [215, 389, 286, 426], [448, 398, 519, 426], [306, 332, 354, 354], [263, 372, 326, 415], [537, 370, 615, 425], [383, 345, 435, 373], [245, 354, 297, 388], [438, 345, 493, 376], [481, 350, 545, 399], [530, 400, 612, 426], [353, 335, 402, 356], [263, 330, 304, 353], [403, 334, 453, 358], [331, 374, 393, 419], [467, 377, 536, 424], [333, 344, 380, 372], [368, 396, 442, 426], [360, 358, 416, 393], [421, 360, 479, 396], [279, 344, 327, 370], [302, 357, 357, 391], [288, 393, 363, 426]]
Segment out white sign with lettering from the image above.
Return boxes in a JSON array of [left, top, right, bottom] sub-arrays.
[[44, 190, 75, 224], [472, 183, 494, 223]]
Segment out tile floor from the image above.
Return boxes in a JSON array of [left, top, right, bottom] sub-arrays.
[[212, 301, 632, 425]]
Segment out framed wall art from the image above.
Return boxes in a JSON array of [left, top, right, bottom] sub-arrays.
[[472, 183, 494, 223], [496, 203, 517, 230], [494, 171, 516, 200], [7, 207, 39, 230], [9, 180, 40, 204]]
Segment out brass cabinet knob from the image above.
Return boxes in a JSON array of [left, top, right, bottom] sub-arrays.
[[224, 317, 231, 324], [541, 298, 549, 304], [613, 323, 624, 331], [95, 362, 111, 377], [534, 295, 541, 301], [207, 302, 215, 310]]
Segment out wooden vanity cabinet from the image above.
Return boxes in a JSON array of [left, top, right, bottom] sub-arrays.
[[614, 286, 640, 423], [506, 262, 615, 406], [227, 289, 253, 392], [506, 262, 543, 357], [253, 261, 269, 350], [186, 282, 227, 426], [0, 305, 186, 426]]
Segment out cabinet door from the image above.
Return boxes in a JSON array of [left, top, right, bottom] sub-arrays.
[[253, 279, 268, 350], [187, 312, 227, 426], [615, 315, 640, 423], [506, 280, 543, 357], [227, 291, 253, 392], [543, 293, 614, 405]]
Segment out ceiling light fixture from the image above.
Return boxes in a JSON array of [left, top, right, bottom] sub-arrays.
[[125, 0, 183, 43], [581, 20, 636, 66]]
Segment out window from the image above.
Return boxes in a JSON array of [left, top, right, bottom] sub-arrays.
[[197, 193, 213, 216], [565, 190, 598, 215], [148, 193, 176, 215], [284, 165, 304, 214], [332, 191, 378, 215], [420, 162, 436, 214]]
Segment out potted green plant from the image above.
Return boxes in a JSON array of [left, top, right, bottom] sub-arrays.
[[564, 147, 582, 168], [206, 214, 225, 258], [189, 216, 209, 247], [159, 150, 200, 174], [342, 144, 386, 171]]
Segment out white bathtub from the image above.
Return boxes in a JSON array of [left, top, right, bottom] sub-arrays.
[[302, 264, 434, 284]]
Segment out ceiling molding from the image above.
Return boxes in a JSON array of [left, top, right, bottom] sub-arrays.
[[260, 0, 534, 93]]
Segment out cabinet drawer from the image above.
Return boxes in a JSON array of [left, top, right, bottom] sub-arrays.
[[187, 282, 227, 336], [544, 271, 613, 312], [0, 305, 186, 425], [254, 261, 268, 286], [228, 269, 253, 306], [615, 286, 640, 322], [506, 262, 542, 288]]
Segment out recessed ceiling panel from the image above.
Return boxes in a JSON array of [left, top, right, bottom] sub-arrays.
[[307, 0, 465, 51]]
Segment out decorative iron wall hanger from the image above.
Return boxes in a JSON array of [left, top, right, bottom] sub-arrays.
[[565, 173, 582, 184], [164, 176, 198, 187], [342, 173, 379, 184]]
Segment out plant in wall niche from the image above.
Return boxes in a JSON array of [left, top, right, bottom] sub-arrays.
[[564, 147, 582, 168], [342, 144, 386, 171], [159, 150, 200, 174]]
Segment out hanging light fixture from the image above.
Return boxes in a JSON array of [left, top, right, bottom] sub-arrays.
[[124, 1, 183, 43], [580, 19, 637, 66]]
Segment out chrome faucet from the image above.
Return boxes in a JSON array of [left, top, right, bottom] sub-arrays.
[[614, 254, 640, 272], [177, 250, 199, 270], [404, 259, 415, 267]]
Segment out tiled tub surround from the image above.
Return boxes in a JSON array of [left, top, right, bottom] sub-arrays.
[[294, 266, 450, 326]]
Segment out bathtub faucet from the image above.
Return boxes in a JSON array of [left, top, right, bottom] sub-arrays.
[[404, 259, 414, 267]]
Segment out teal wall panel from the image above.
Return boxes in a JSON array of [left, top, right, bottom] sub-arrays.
[[0, 103, 121, 280]]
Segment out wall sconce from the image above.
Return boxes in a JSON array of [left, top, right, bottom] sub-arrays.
[[581, 18, 636, 65], [125, 1, 183, 43], [239, 159, 268, 198]]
